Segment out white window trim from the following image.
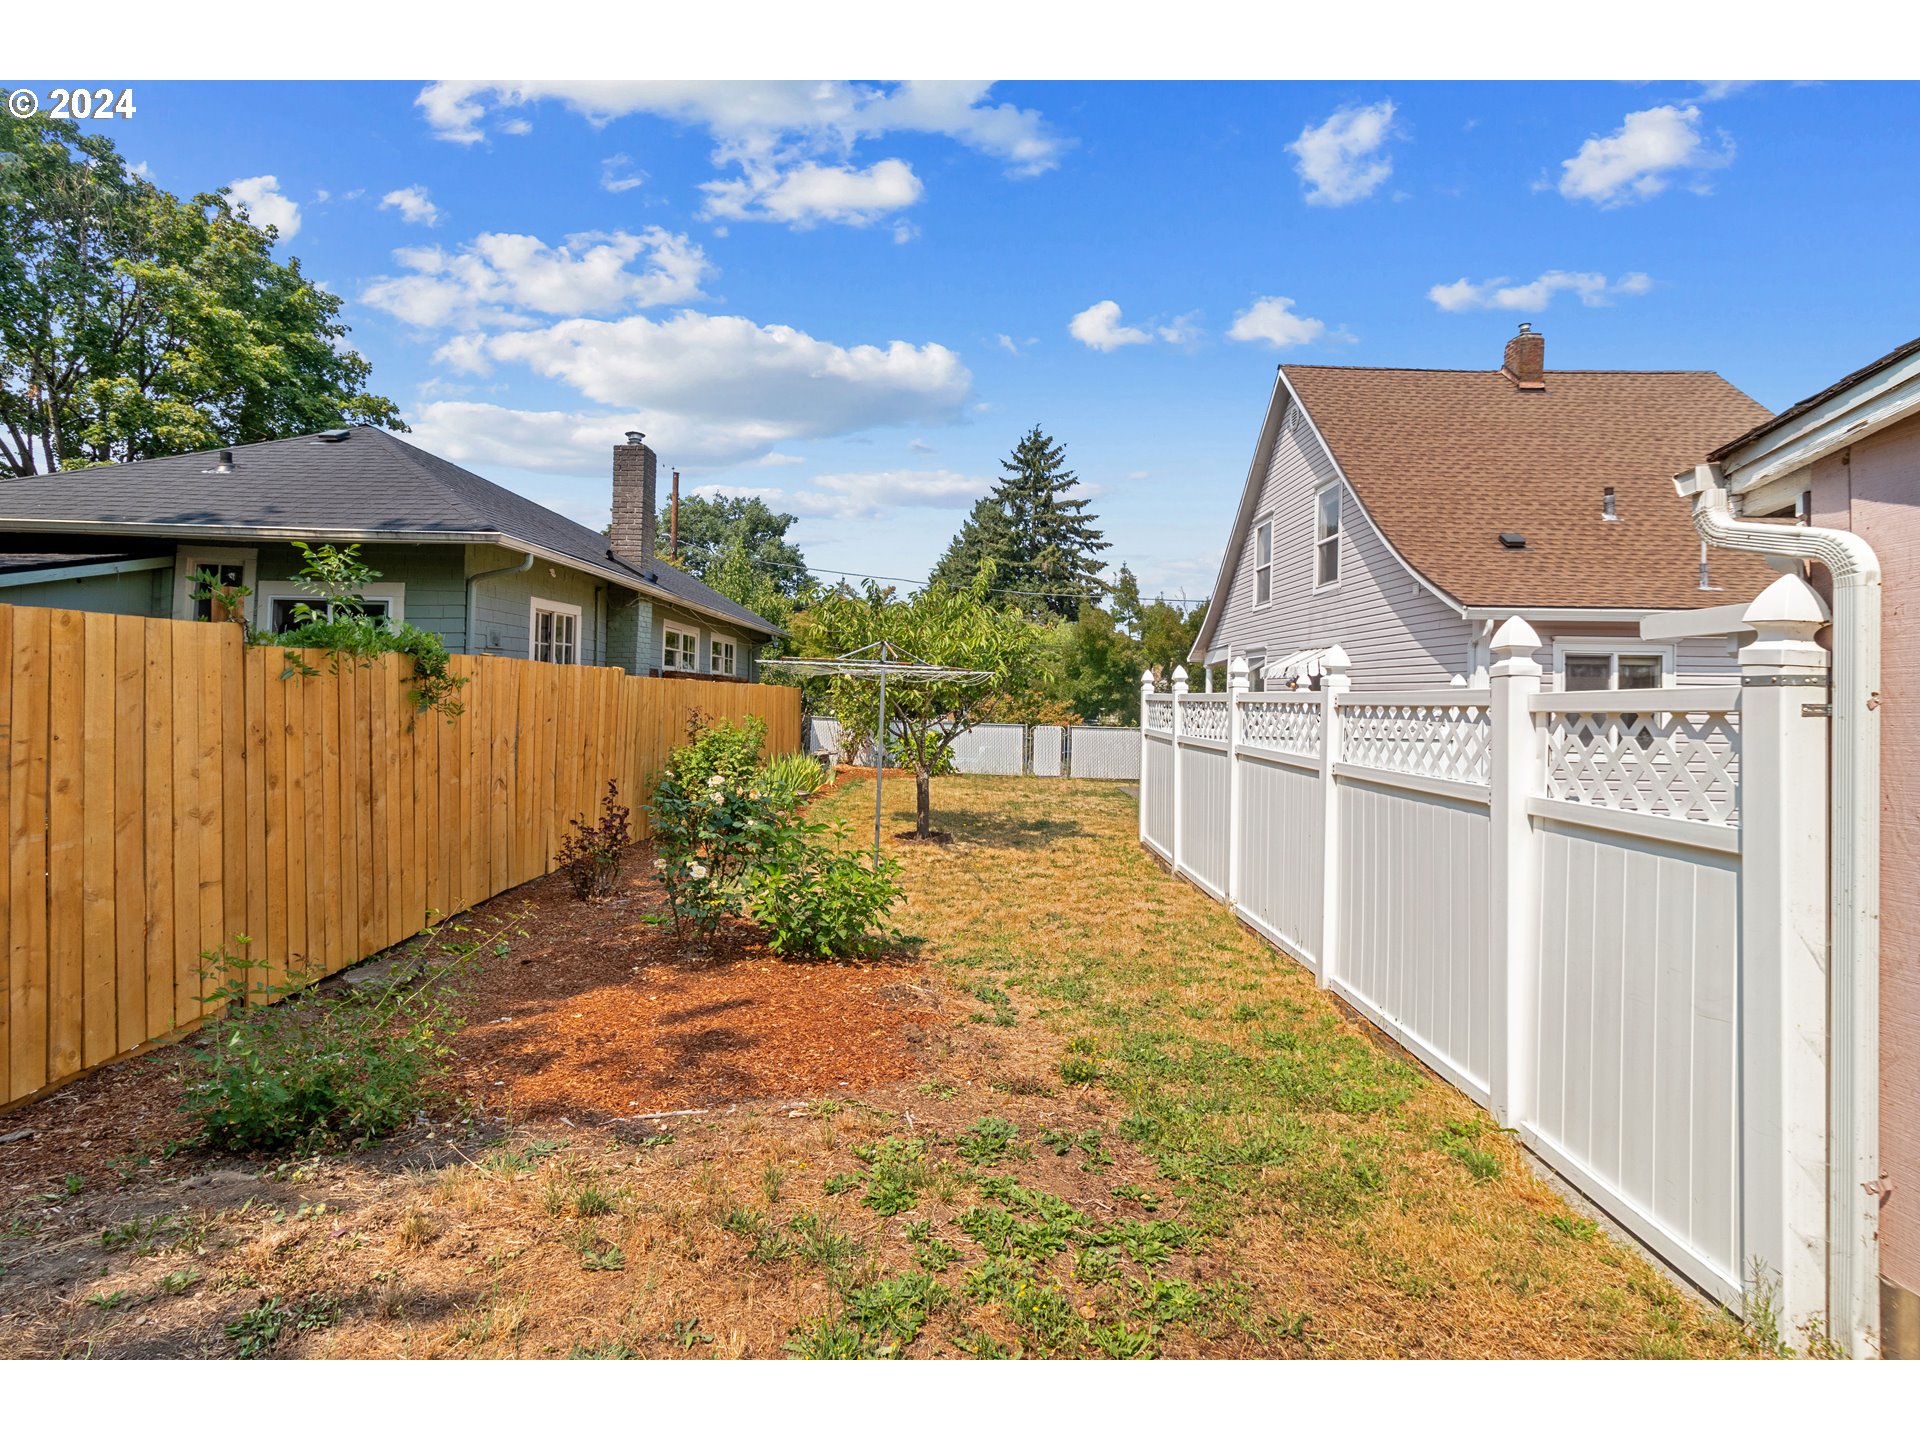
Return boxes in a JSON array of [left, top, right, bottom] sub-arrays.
[[1312, 482, 1342, 593], [528, 596, 583, 665], [1250, 515, 1274, 612], [1242, 648, 1267, 694], [1551, 640, 1676, 692], [710, 635, 739, 677], [173, 545, 257, 622], [662, 621, 699, 673], [257, 580, 406, 633]]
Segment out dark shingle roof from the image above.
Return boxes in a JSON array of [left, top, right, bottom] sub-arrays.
[[1280, 364, 1778, 609], [0, 428, 778, 636], [1707, 333, 1920, 462]]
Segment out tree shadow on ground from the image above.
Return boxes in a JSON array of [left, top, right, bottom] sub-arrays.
[[919, 805, 1085, 851]]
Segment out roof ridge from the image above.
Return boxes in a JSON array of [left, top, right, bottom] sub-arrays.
[[351, 427, 502, 536], [1278, 363, 1731, 377]]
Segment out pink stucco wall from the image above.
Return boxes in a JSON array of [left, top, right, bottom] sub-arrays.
[[1810, 413, 1920, 1299]]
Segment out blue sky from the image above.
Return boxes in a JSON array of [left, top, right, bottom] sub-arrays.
[[47, 79, 1920, 600]]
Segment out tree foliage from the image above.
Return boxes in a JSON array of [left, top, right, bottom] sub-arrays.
[[802, 576, 1034, 837], [930, 425, 1108, 619], [0, 103, 401, 477]]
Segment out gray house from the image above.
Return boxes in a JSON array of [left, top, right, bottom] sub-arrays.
[[1189, 326, 1780, 692], [0, 429, 778, 678]]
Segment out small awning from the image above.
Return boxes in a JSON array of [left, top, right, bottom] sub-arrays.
[[1269, 647, 1334, 685]]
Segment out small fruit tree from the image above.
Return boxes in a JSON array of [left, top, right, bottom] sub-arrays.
[[789, 575, 1033, 841]]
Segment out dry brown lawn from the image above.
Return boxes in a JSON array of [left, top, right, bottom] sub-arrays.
[[0, 775, 1760, 1359]]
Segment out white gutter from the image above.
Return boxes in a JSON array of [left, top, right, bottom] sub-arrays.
[[1678, 462, 1882, 1356], [0, 554, 173, 587], [464, 550, 534, 651]]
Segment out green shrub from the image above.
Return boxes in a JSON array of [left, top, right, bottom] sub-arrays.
[[745, 827, 901, 961], [648, 767, 792, 945], [666, 712, 768, 789], [180, 914, 515, 1151], [555, 780, 633, 901]]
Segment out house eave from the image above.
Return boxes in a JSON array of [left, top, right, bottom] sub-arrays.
[[1713, 346, 1920, 494], [0, 516, 783, 640]]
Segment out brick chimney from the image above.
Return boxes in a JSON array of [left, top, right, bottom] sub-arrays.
[[610, 431, 657, 571], [1502, 323, 1546, 392]]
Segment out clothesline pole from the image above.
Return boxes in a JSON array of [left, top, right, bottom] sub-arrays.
[[873, 664, 887, 868]]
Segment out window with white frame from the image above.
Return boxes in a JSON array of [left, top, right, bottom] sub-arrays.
[[711, 637, 738, 676], [174, 545, 257, 622], [1244, 653, 1265, 693], [662, 623, 698, 672], [1252, 518, 1273, 607], [1555, 643, 1670, 692], [529, 597, 581, 664], [256, 581, 405, 635], [1314, 484, 1341, 588]]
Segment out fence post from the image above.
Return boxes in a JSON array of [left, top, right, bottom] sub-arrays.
[[1226, 657, 1249, 905], [1316, 646, 1350, 988], [1139, 671, 1154, 846], [1486, 616, 1542, 1128], [1171, 666, 1188, 879], [1736, 573, 1832, 1338]]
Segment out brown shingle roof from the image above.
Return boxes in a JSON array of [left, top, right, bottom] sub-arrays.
[[1282, 364, 1778, 609]]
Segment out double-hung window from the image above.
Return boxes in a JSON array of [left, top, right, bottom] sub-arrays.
[[530, 598, 581, 664], [1560, 648, 1666, 692], [1252, 519, 1273, 608], [663, 623, 698, 672], [256, 580, 404, 635], [712, 638, 737, 676], [1314, 484, 1341, 588]]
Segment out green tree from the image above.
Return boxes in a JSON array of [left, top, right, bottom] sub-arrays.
[[0, 102, 400, 477], [661, 494, 810, 599], [803, 575, 1034, 839], [930, 425, 1108, 619]]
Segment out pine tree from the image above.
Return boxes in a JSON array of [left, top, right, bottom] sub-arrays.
[[931, 425, 1108, 618]]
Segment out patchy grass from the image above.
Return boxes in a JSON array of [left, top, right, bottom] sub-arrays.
[[0, 777, 1760, 1359]]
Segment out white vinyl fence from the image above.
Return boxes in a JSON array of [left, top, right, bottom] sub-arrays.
[[1142, 592, 1836, 1338], [806, 717, 1141, 779]]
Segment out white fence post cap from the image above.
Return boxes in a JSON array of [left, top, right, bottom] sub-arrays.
[[1742, 572, 1830, 636], [1141, 668, 1156, 692], [1171, 665, 1189, 695], [1450, 673, 1467, 688], [1489, 615, 1542, 655], [1227, 656, 1250, 692]]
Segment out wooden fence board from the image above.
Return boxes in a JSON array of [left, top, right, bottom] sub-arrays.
[[0, 599, 800, 1109]]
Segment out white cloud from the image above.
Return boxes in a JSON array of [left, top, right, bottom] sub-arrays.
[[415, 80, 1065, 232], [701, 158, 923, 228], [1427, 269, 1655, 313], [1069, 300, 1151, 352], [1156, 312, 1204, 346], [227, 175, 301, 238], [1556, 104, 1733, 206], [360, 228, 712, 328], [695, 468, 991, 522], [1288, 100, 1396, 207], [379, 185, 440, 227], [1227, 296, 1331, 349], [600, 154, 646, 193], [412, 311, 974, 468], [995, 333, 1021, 356], [416, 80, 1066, 173]]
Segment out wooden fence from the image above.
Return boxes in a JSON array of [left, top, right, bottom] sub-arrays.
[[0, 602, 800, 1108]]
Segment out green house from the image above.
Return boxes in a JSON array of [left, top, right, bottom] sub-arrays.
[[0, 428, 779, 677]]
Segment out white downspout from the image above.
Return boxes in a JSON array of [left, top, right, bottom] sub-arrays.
[[1681, 463, 1883, 1356]]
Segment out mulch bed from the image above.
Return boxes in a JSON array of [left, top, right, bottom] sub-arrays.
[[447, 851, 936, 1122], [0, 840, 936, 1203]]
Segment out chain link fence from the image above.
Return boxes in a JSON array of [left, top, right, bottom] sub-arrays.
[[804, 717, 1138, 779]]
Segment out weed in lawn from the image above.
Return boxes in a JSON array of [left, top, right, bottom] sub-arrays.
[[1072, 1247, 1121, 1286], [155, 1267, 201, 1296], [575, 1228, 625, 1272], [1058, 1055, 1100, 1086], [1111, 1183, 1160, 1211], [789, 1212, 862, 1273], [822, 1172, 860, 1197], [100, 1213, 176, 1256], [569, 1339, 638, 1358], [913, 1235, 962, 1273], [84, 1289, 128, 1310], [1437, 1118, 1503, 1182], [848, 1135, 932, 1217], [951, 1327, 1017, 1359], [226, 1294, 336, 1358], [1548, 1213, 1599, 1242], [831, 1271, 952, 1357], [783, 1316, 869, 1359], [955, 1116, 1026, 1166], [62, 1173, 86, 1197], [760, 1160, 785, 1212], [575, 1183, 616, 1219], [917, 1080, 959, 1101]]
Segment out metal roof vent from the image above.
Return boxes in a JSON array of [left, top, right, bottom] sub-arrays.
[[1498, 531, 1527, 549], [204, 448, 235, 474], [313, 429, 351, 443]]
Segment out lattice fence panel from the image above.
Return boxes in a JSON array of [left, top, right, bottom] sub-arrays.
[[1543, 703, 1740, 825], [1338, 700, 1491, 784], [1178, 698, 1231, 743], [1239, 697, 1323, 759]]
